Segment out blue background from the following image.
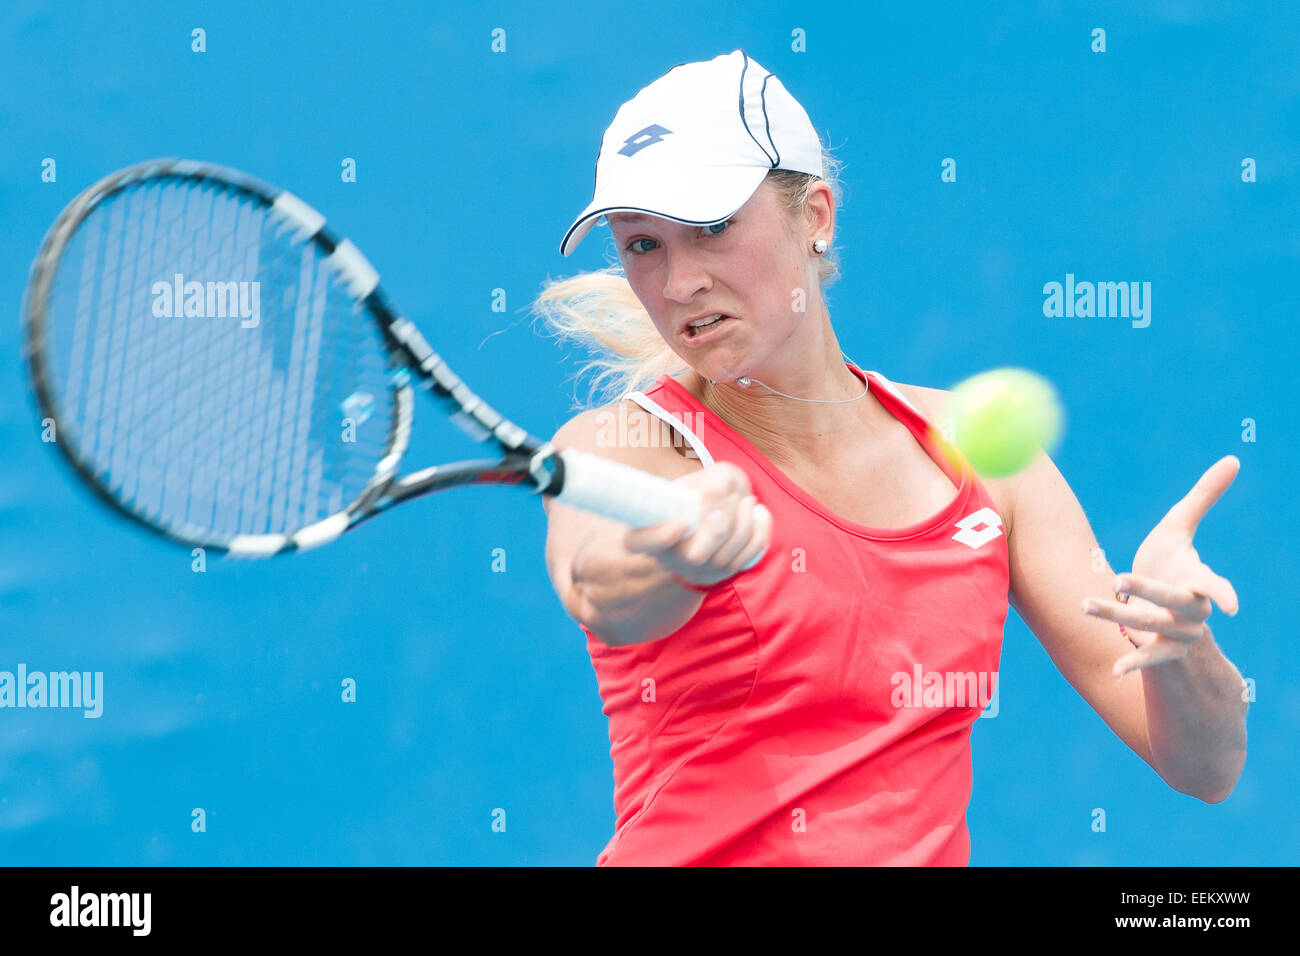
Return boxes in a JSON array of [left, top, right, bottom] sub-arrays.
[[1, 0, 1294, 865]]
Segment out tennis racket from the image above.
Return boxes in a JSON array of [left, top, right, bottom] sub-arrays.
[[22, 158, 711, 558]]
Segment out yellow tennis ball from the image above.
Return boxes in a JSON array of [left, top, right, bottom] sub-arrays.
[[941, 368, 1063, 478]]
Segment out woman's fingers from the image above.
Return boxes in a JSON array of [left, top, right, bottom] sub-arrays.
[[1113, 637, 1192, 678], [1084, 596, 1209, 642], [623, 517, 693, 557], [1114, 572, 1213, 620], [679, 500, 742, 567], [735, 501, 773, 571], [623, 463, 752, 556], [711, 495, 758, 568], [624, 463, 772, 587]]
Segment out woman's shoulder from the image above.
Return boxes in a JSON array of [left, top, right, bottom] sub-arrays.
[[549, 395, 701, 478], [892, 379, 1020, 533], [895, 380, 949, 411], [876, 378, 950, 425]]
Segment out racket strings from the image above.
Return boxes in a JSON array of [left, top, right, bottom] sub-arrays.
[[42, 177, 397, 542]]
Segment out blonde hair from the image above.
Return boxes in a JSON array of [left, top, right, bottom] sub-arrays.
[[533, 148, 847, 410]]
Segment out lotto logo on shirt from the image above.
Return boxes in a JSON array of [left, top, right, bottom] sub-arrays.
[[953, 508, 1003, 550]]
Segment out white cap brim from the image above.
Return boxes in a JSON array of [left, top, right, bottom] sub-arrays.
[[559, 163, 769, 257]]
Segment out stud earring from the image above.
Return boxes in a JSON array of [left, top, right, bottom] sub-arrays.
[[812, 238, 828, 254]]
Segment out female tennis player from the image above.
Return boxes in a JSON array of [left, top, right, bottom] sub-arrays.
[[535, 50, 1247, 866]]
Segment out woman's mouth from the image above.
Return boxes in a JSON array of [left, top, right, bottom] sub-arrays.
[[684, 314, 734, 342]]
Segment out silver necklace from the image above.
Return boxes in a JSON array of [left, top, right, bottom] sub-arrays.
[[708, 355, 869, 405]]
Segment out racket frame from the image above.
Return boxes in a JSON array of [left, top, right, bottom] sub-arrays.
[[23, 158, 568, 558]]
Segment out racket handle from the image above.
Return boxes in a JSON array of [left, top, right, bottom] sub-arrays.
[[548, 448, 767, 573], [553, 448, 703, 531]]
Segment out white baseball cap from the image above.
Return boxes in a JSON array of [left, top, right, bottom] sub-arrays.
[[559, 49, 824, 257]]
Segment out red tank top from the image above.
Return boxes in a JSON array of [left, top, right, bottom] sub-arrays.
[[581, 364, 1009, 865]]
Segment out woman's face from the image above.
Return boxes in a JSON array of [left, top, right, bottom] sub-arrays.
[[607, 180, 819, 384]]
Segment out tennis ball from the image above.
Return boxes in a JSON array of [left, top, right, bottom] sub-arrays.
[[940, 368, 1063, 478]]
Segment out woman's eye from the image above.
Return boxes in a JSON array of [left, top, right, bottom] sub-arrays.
[[624, 220, 732, 255]]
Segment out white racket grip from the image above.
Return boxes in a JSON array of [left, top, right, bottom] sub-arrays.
[[555, 448, 703, 534]]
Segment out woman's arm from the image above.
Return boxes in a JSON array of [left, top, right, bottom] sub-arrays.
[[1006, 448, 1247, 802], [543, 407, 702, 646], [543, 405, 770, 646]]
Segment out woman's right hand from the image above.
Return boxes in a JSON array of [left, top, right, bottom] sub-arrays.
[[622, 462, 773, 589]]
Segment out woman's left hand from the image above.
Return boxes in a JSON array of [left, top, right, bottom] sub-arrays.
[[1082, 455, 1241, 679]]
